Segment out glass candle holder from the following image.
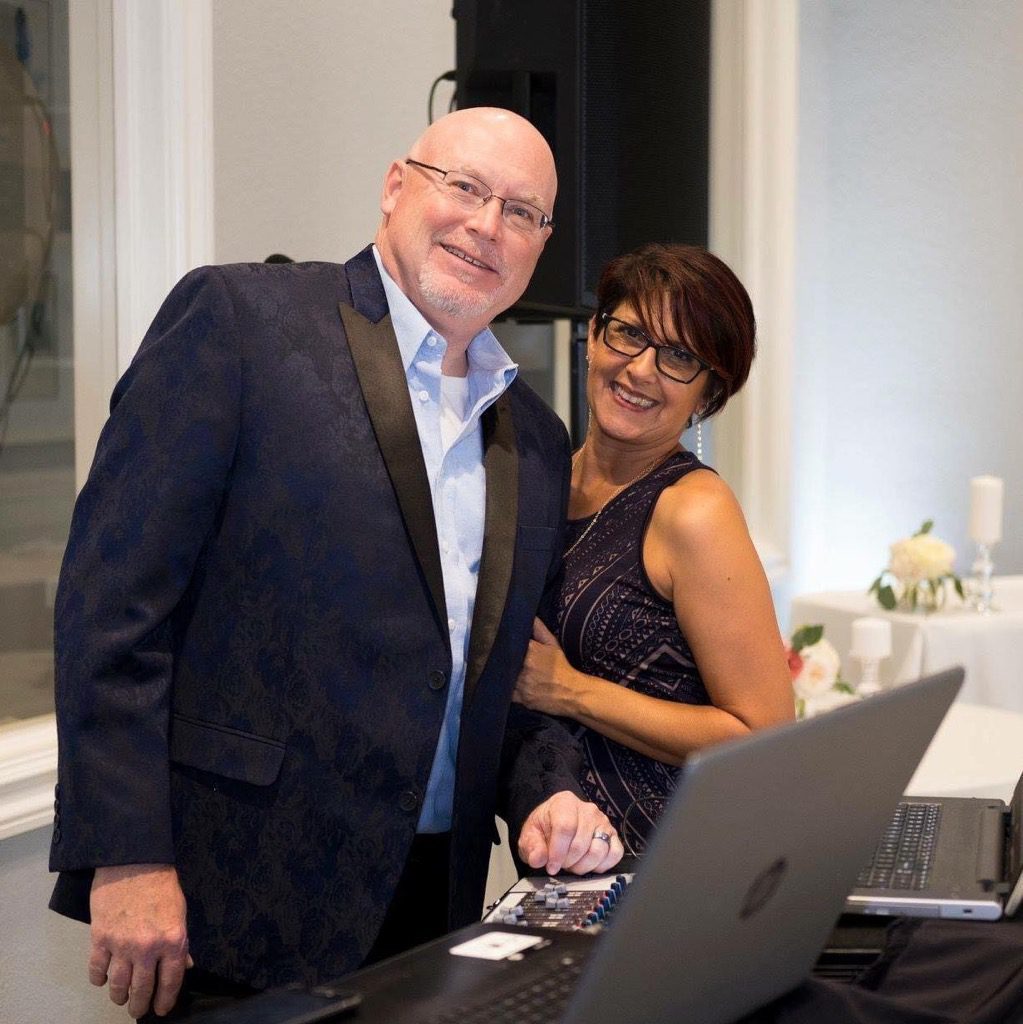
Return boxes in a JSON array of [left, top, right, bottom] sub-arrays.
[[850, 617, 891, 697], [971, 542, 996, 615]]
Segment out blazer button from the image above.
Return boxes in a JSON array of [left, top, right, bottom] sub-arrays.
[[398, 789, 419, 813], [52, 827, 62, 844], [428, 670, 447, 691]]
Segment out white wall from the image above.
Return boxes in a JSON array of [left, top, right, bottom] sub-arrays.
[[212, 0, 455, 264], [788, 0, 1023, 608]]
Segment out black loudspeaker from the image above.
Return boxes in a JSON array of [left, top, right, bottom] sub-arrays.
[[454, 0, 710, 318]]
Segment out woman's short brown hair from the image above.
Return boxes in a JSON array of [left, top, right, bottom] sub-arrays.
[[595, 242, 756, 420]]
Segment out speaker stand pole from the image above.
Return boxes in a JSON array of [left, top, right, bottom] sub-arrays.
[[569, 317, 590, 449]]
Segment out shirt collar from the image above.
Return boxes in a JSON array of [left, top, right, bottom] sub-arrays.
[[371, 245, 517, 386]]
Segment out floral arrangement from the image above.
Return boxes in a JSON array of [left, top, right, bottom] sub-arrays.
[[787, 624, 859, 719], [868, 519, 964, 613]]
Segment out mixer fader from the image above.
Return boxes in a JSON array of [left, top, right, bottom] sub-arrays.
[[483, 872, 634, 931]]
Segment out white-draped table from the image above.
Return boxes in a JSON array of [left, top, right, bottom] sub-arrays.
[[790, 575, 1023, 713], [905, 701, 1023, 802]]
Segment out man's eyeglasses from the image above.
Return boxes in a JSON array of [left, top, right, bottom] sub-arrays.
[[599, 313, 710, 385], [405, 158, 554, 235]]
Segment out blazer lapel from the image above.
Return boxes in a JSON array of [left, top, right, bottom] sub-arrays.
[[464, 393, 519, 701], [339, 302, 448, 637]]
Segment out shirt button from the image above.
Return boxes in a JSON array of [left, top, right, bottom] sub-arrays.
[[427, 335, 438, 347], [447, 618, 456, 632], [398, 789, 420, 812], [418, 389, 429, 402], [428, 669, 447, 691], [441, 540, 450, 554]]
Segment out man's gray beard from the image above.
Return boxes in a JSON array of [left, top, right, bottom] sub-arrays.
[[418, 264, 493, 321]]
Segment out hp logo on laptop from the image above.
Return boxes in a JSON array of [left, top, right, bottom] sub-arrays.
[[739, 857, 788, 919]]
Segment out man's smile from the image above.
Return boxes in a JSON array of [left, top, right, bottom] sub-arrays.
[[440, 243, 497, 274]]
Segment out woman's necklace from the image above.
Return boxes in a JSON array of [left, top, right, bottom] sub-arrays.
[[563, 448, 678, 559]]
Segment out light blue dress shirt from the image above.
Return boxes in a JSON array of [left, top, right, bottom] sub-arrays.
[[371, 247, 518, 831]]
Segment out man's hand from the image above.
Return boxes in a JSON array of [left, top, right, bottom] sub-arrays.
[[518, 791, 624, 875], [89, 863, 192, 1019]]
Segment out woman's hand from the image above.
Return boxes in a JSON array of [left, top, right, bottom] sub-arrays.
[[513, 618, 583, 716]]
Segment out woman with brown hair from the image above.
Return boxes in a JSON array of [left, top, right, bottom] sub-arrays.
[[513, 242, 794, 851]]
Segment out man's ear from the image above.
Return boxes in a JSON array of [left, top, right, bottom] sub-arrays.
[[380, 160, 405, 216]]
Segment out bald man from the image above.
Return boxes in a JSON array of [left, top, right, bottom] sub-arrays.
[[49, 109, 623, 1019]]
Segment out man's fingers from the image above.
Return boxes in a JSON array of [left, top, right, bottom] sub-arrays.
[[560, 825, 606, 874], [594, 833, 626, 873], [105, 956, 132, 1006], [542, 819, 580, 875], [126, 962, 158, 1020], [566, 831, 625, 876], [516, 822, 550, 869], [151, 953, 189, 1018], [87, 944, 111, 988]]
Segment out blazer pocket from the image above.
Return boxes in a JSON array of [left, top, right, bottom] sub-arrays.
[[169, 713, 286, 787]]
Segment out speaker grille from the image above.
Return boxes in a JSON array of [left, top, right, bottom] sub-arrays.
[[455, 0, 710, 316]]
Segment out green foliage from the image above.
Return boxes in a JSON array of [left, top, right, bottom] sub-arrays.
[[790, 624, 823, 652], [868, 575, 897, 609]]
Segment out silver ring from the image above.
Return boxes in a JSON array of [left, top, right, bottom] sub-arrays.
[[592, 829, 612, 845]]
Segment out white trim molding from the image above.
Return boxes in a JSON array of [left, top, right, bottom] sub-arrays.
[[0, 1, 216, 843], [0, 717, 58, 840], [113, 0, 214, 372], [709, 0, 798, 583], [70, 0, 119, 488]]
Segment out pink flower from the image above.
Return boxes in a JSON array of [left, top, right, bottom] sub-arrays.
[[785, 646, 804, 680], [791, 639, 841, 700]]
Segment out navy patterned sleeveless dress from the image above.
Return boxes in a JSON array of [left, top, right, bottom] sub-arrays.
[[547, 450, 711, 851]]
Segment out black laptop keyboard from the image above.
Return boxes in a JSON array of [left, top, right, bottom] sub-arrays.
[[426, 952, 586, 1024], [856, 801, 942, 890]]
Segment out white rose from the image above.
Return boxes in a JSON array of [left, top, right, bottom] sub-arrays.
[[792, 638, 842, 699], [888, 534, 955, 584], [802, 688, 861, 718]]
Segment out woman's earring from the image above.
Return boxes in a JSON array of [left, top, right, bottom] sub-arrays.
[[696, 420, 703, 462]]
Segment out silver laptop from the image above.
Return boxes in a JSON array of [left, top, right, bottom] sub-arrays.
[[555, 667, 963, 1024], [846, 769, 1023, 921]]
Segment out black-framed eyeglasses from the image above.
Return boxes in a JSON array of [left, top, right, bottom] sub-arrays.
[[599, 313, 710, 385], [405, 158, 554, 235]]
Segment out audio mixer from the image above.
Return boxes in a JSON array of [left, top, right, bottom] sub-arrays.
[[483, 872, 634, 931]]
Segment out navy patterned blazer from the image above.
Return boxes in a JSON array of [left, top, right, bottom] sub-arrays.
[[48, 247, 582, 987]]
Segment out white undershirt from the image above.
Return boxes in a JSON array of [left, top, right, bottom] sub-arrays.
[[440, 373, 471, 452]]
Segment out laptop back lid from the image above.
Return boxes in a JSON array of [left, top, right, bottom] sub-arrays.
[[562, 667, 964, 1024]]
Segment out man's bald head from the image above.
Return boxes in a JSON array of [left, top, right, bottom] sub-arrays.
[[409, 107, 557, 208], [375, 107, 557, 355]]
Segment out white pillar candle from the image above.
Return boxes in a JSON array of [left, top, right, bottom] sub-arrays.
[[969, 475, 1004, 545], [849, 617, 892, 660]]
